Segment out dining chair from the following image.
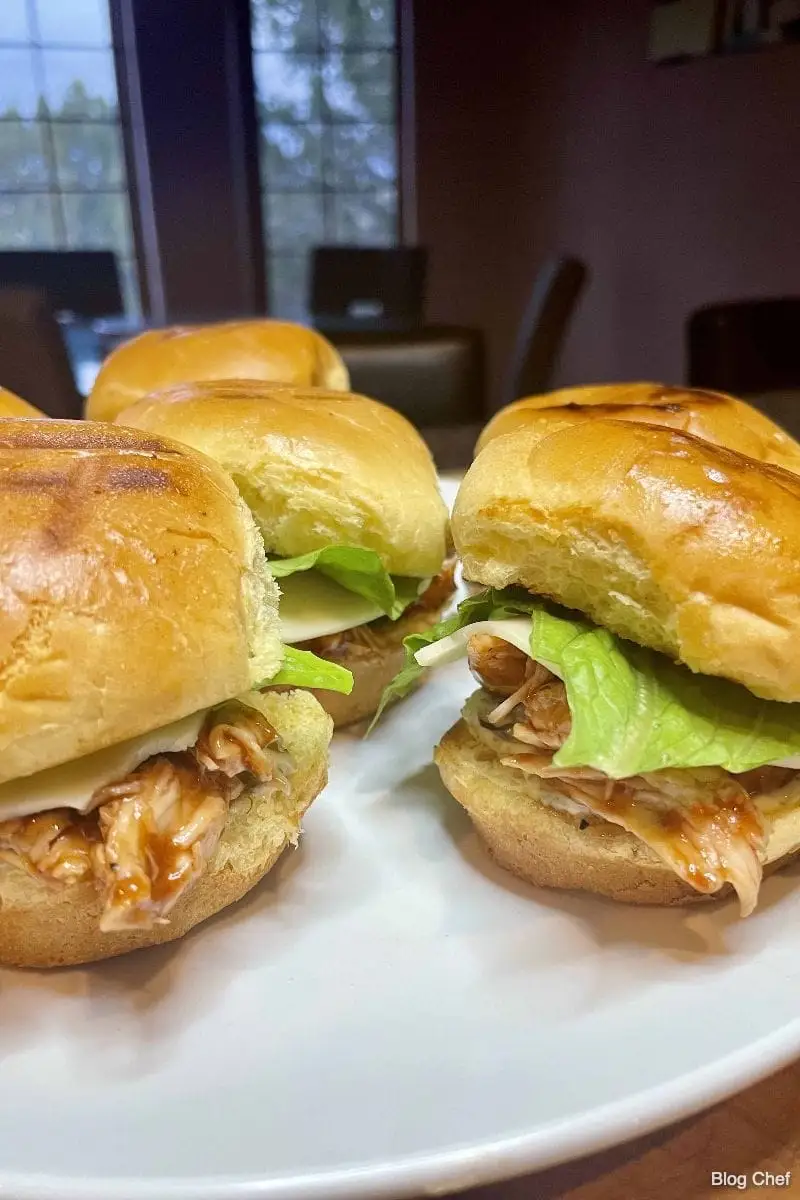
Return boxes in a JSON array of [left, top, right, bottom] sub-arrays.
[[0, 288, 83, 418], [0, 250, 122, 320], [310, 246, 427, 328], [688, 298, 800, 438], [324, 324, 486, 471], [501, 255, 588, 407]]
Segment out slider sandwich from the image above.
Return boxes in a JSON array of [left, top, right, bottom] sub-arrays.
[[0, 419, 344, 967], [381, 420, 800, 915], [477, 382, 800, 471], [86, 318, 350, 422], [117, 381, 453, 726]]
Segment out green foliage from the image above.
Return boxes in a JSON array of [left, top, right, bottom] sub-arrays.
[[0, 79, 137, 311], [250, 0, 398, 316], [0, 2, 400, 317]]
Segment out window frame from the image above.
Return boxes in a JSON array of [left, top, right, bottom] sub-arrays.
[[108, 0, 150, 317], [105, 0, 266, 322], [0, 0, 144, 315], [0, 0, 415, 323], [251, 0, 410, 320]]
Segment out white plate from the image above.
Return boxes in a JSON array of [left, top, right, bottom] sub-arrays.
[[2, 477, 800, 1199], [2, 667, 800, 1200]]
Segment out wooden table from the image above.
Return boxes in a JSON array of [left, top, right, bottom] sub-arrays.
[[435, 1061, 800, 1198]]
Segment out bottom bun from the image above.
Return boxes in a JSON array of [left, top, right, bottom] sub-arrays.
[[308, 604, 445, 728], [0, 690, 332, 968], [435, 719, 800, 907]]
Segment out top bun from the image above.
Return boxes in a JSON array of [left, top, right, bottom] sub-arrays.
[[0, 419, 281, 782], [85, 319, 350, 422], [454, 419, 800, 702], [117, 380, 449, 577], [476, 382, 800, 472], [0, 387, 43, 417]]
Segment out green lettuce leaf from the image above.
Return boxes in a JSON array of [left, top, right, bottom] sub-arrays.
[[369, 588, 536, 729], [267, 646, 353, 694], [536, 609, 800, 777], [373, 588, 800, 776], [267, 545, 423, 620]]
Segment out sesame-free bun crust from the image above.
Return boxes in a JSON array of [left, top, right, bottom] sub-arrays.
[[455, 420, 800, 702], [85, 319, 350, 422], [119, 380, 449, 578], [436, 719, 800, 906], [0, 388, 43, 417], [306, 603, 444, 727], [477, 382, 800, 472], [0, 419, 282, 783], [0, 690, 332, 967]]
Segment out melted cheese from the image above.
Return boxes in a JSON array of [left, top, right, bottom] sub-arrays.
[[414, 619, 534, 668], [278, 571, 386, 643], [0, 710, 208, 823]]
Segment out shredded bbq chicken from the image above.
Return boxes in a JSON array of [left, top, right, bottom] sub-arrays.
[[0, 810, 100, 885], [301, 558, 458, 659], [467, 635, 774, 916], [0, 701, 290, 932], [415, 559, 458, 612]]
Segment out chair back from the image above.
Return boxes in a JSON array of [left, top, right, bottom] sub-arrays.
[[310, 246, 427, 328], [0, 251, 122, 320], [688, 298, 800, 393], [330, 325, 485, 427], [688, 298, 800, 440], [0, 288, 82, 418], [502, 256, 588, 405]]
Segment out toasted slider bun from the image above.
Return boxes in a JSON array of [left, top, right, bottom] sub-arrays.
[[476, 382, 800, 472], [436, 719, 800, 905], [118, 381, 451, 725], [0, 387, 44, 417], [118, 379, 449, 578], [455, 420, 800, 702], [0, 418, 282, 782], [85, 319, 350, 422], [0, 690, 332, 967]]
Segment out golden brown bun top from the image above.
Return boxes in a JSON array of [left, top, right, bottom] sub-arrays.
[[118, 379, 449, 577], [0, 387, 44, 417], [476, 382, 800, 472], [85, 319, 350, 421], [0, 419, 281, 782], [455, 419, 800, 701]]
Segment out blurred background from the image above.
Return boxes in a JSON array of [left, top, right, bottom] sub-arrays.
[[1, 0, 800, 443]]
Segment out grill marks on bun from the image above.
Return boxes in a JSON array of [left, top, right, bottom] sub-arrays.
[[455, 419, 800, 702], [85, 318, 351, 422], [476, 382, 800, 473], [0, 418, 283, 783]]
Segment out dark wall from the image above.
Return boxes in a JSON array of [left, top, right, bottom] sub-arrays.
[[414, 1, 800, 404], [413, 3, 562, 410]]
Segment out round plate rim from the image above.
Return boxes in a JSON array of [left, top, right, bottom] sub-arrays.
[[3, 1016, 799, 1200]]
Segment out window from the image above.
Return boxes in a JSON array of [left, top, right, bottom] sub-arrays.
[[0, 0, 140, 314], [251, 0, 399, 320]]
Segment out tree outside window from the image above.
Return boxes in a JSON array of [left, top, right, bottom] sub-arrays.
[[251, 0, 398, 320], [0, 0, 140, 315]]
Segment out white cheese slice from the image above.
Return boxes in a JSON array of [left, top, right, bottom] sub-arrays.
[[278, 571, 385, 643], [414, 618, 533, 668], [0, 709, 208, 823]]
